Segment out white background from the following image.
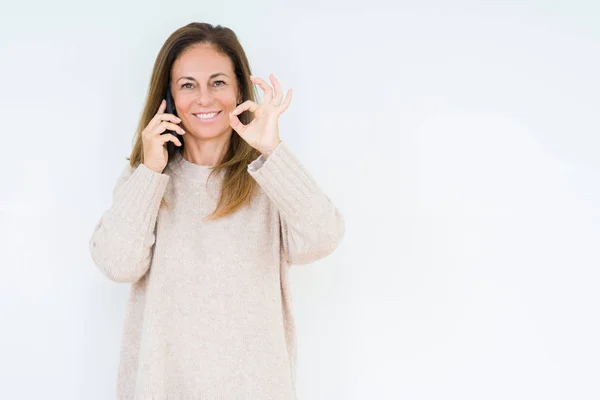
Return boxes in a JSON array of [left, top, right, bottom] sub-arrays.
[[1, 1, 599, 399]]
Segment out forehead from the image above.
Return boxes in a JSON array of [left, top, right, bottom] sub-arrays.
[[171, 44, 234, 79]]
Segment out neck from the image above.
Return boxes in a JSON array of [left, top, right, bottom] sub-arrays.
[[181, 131, 231, 166]]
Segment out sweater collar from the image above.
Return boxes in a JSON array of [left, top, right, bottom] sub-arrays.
[[167, 149, 222, 182]]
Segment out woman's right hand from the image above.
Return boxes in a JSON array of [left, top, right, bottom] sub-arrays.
[[142, 99, 186, 173]]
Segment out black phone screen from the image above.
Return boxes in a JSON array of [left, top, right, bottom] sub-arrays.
[[162, 85, 183, 154], [165, 86, 178, 118]]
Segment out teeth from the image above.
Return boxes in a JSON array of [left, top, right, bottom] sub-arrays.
[[196, 112, 218, 119]]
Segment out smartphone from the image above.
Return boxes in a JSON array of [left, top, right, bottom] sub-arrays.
[[163, 86, 183, 155]]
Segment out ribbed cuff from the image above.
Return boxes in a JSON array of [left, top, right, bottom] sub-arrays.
[[247, 141, 324, 218], [112, 163, 170, 227]]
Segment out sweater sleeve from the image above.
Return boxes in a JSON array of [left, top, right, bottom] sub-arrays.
[[89, 163, 170, 282], [247, 141, 345, 265]]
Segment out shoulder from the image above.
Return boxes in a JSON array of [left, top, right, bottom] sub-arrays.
[[111, 162, 138, 197]]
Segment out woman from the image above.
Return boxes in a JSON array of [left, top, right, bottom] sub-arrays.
[[89, 22, 345, 399]]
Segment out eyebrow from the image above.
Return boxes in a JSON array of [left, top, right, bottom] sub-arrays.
[[177, 73, 229, 82]]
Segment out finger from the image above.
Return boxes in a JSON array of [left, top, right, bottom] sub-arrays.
[[159, 133, 182, 147], [228, 112, 245, 136], [150, 100, 179, 127], [148, 115, 180, 134], [249, 75, 273, 103], [157, 99, 167, 114], [269, 74, 283, 105], [155, 121, 186, 136], [157, 113, 181, 124], [231, 100, 259, 116], [278, 89, 293, 114], [147, 100, 167, 130]]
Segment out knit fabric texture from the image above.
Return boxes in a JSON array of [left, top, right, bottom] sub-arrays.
[[89, 141, 345, 399]]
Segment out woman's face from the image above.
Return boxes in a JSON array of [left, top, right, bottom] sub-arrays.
[[170, 43, 240, 140]]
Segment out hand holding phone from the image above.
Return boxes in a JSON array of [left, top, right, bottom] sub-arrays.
[[141, 90, 186, 173]]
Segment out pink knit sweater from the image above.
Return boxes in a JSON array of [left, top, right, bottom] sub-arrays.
[[89, 141, 345, 399]]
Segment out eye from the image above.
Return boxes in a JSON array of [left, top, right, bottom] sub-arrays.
[[181, 82, 193, 89], [214, 80, 226, 86]]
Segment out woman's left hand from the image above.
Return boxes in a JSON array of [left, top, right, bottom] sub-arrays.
[[229, 73, 292, 157]]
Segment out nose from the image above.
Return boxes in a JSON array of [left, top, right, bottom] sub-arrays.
[[196, 86, 216, 105]]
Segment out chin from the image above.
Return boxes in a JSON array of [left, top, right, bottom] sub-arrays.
[[188, 126, 232, 139]]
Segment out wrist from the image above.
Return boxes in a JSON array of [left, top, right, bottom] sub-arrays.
[[260, 140, 281, 158], [143, 162, 164, 174]]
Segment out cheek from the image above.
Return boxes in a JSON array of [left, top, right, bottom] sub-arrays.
[[175, 95, 196, 112], [222, 97, 238, 110], [220, 88, 238, 105]]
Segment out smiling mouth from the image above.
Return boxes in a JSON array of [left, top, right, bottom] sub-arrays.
[[193, 111, 222, 121]]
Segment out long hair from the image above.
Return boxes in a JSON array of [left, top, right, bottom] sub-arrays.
[[127, 22, 261, 221]]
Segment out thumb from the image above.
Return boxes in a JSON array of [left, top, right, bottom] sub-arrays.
[[229, 113, 245, 135]]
